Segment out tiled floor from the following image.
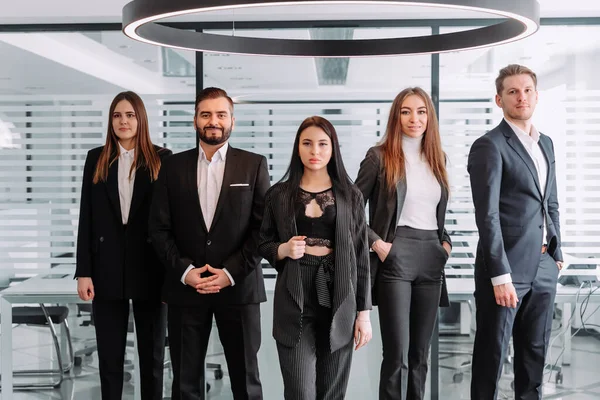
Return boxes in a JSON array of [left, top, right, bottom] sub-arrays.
[[2, 300, 600, 400]]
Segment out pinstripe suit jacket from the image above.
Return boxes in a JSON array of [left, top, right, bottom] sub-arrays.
[[355, 145, 452, 307], [258, 181, 372, 352]]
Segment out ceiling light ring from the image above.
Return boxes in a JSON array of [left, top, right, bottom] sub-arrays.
[[122, 0, 540, 57]]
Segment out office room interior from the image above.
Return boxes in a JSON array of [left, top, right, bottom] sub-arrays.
[[1, 0, 600, 399]]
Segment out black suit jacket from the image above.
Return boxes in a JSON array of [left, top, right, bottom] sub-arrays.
[[258, 182, 371, 352], [355, 146, 452, 306], [75, 145, 172, 300], [149, 145, 270, 306], [468, 119, 562, 283]]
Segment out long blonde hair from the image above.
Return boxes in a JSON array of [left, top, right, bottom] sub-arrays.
[[379, 87, 449, 192]]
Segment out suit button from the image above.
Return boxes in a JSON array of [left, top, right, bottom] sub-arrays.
[[207, 240, 211, 246], [99, 236, 104, 242]]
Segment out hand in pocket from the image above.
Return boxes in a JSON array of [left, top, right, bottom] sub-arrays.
[[373, 240, 393, 263]]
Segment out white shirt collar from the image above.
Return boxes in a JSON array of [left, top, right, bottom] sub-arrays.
[[199, 142, 229, 162], [504, 118, 540, 143], [118, 143, 135, 159]]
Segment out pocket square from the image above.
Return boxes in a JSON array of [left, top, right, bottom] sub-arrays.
[[230, 183, 250, 187]]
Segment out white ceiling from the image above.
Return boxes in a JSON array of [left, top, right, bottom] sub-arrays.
[[0, 1, 599, 99], [2, 1, 600, 23]]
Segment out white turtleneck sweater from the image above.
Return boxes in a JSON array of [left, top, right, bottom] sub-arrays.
[[397, 134, 441, 230]]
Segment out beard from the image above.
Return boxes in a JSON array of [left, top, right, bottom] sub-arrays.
[[196, 125, 232, 145]]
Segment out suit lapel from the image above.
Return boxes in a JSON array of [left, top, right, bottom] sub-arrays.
[[186, 149, 208, 233], [538, 135, 553, 200], [127, 168, 151, 223], [502, 121, 542, 198], [106, 159, 123, 224], [209, 146, 235, 231], [395, 178, 407, 226], [279, 184, 303, 310], [331, 186, 351, 315]]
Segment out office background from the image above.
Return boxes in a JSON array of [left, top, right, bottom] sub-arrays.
[[1, 0, 600, 399]]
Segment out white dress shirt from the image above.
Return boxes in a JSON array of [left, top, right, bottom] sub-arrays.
[[397, 134, 441, 230], [492, 119, 548, 286], [117, 143, 135, 225], [181, 142, 235, 286]]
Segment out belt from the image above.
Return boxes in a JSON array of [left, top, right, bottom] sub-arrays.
[[314, 255, 335, 309], [541, 244, 547, 254]]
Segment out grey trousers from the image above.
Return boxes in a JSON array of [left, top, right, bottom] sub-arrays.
[[471, 251, 559, 400], [276, 253, 354, 400], [377, 226, 448, 400]]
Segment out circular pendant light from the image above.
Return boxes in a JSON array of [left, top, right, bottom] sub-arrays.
[[122, 0, 540, 57]]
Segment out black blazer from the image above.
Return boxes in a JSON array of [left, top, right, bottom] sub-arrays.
[[75, 145, 172, 300], [258, 182, 372, 353], [467, 119, 562, 283], [149, 145, 270, 306], [355, 146, 452, 307]]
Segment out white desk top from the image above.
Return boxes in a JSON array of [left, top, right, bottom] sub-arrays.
[[0, 267, 81, 304]]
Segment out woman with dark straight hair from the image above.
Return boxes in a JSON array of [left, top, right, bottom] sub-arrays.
[[76, 91, 172, 400], [356, 87, 452, 400], [259, 116, 372, 400]]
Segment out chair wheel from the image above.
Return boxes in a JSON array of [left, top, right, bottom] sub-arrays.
[[124, 372, 132, 382], [214, 368, 224, 380], [74, 356, 82, 367], [207, 383, 211, 392], [453, 373, 463, 383], [556, 372, 563, 384], [511, 380, 515, 390]]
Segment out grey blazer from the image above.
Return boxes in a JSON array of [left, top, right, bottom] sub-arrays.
[[355, 146, 452, 307], [467, 119, 562, 283], [258, 181, 372, 352]]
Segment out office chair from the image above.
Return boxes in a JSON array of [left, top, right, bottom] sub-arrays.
[[73, 303, 97, 366], [0, 304, 74, 389], [162, 335, 224, 395]]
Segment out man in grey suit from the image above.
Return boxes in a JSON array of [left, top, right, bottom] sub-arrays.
[[468, 64, 563, 400]]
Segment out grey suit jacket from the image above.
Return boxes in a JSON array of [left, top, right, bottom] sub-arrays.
[[258, 181, 372, 352], [467, 119, 562, 283], [355, 145, 452, 307]]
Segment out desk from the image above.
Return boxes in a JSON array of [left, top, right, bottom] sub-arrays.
[[0, 268, 141, 400], [429, 278, 600, 400]]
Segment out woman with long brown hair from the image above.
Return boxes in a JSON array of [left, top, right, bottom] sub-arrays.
[[76, 91, 171, 399], [355, 87, 452, 400]]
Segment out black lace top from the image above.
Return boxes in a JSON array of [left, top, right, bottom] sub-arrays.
[[295, 187, 336, 248]]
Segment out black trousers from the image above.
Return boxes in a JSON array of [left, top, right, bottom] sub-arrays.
[[92, 298, 167, 400], [167, 302, 263, 400], [377, 226, 447, 400], [276, 254, 353, 400], [471, 252, 559, 400]]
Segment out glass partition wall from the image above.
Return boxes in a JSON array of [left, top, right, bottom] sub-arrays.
[[1, 18, 599, 400]]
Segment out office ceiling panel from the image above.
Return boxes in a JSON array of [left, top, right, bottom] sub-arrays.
[[2, 1, 600, 24]]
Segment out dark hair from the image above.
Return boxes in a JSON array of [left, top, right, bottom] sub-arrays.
[[379, 87, 449, 193], [280, 116, 353, 202], [195, 87, 234, 116], [495, 64, 537, 95], [93, 91, 162, 183]]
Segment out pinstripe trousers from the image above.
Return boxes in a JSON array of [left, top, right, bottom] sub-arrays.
[[276, 254, 354, 400]]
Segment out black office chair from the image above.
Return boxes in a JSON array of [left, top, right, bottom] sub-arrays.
[[163, 335, 224, 395], [73, 303, 97, 366], [0, 304, 74, 389]]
